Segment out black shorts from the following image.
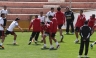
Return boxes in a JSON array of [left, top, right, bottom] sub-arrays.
[[44, 32, 50, 36], [75, 27, 80, 32], [51, 33, 56, 37], [0, 31, 4, 36], [58, 24, 63, 29], [5, 30, 15, 35]]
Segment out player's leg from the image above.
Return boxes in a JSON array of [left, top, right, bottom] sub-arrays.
[[28, 32, 36, 45], [34, 32, 40, 44], [58, 25, 64, 42], [0, 31, 5, 49], [66, 21, 70, 34], [42, 33, 47, 49], [74, 27, 79, 43], [79, 40, 84, 57], [11, 31, 17, 45], [90, 41, 96, 49], [51, 33, 59, 49], [84, 40, 89, 57], [49, 35, 54, 50], [70, 22, 74, 34]]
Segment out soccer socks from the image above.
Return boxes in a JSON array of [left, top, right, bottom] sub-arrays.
[[0, 43, 3, 46], [56, 42, 59, 46]]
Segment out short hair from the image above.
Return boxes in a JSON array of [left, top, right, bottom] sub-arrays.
[[1, 13, 5, 17], [48, 15, 53, 18], [57, 7, 61, 11], [15, 18, 20, 21], [92, 14, 95, 17], [51, 7, 54, 10], [84, 20, 88, 25], [80, 10, 83, 13], [35, 15, 38, 18]]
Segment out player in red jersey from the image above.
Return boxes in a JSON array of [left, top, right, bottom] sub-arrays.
[[55, 7, 65, 42], [75, 10, 86, 43], [88, 14, 96, 34], [28, 15, 41, 45]]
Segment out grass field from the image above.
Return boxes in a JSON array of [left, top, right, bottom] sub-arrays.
[[0, 32, 96, 58]]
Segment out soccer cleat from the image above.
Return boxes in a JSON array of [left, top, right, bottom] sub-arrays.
[[90, 44, 93, 49], [84, 55, 89, 58], [35, 42, 37, 45], [49, 47, 54, 50], [13, 43, 17, 45], [56, 45, 60, 49], [74, 39, 79, 43], [28, 42, 31, 45], [78, 55, 82, 58], [0, 45, 4, 49], [41, 46, 47, 49]]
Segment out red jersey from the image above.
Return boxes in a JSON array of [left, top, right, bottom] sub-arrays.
[[29, 18, 41, 32], [75, 14, 86, 27], [55, 11, 65, 25], [52, 18, 58, 33], [88, 16, 96, 28]]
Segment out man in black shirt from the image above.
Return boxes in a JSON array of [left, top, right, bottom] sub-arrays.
[[65, 6, 74, 34], [78, 21, 92, 58]]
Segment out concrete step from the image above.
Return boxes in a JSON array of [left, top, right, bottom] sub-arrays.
[[0, 2, 96, 8], [65, 0, 96, 2], [0, 0, 48, 2], [7, 14, 38, 20], [6, 8, 90, 14]]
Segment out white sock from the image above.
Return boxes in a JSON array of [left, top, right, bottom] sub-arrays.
[[56, 42, 59, 45], [44, 44, 46, 47], [0, 43, 3, 45], [60, 36, 62, 39], [50, 45, 53, 48], [13, 40, 16, 43]]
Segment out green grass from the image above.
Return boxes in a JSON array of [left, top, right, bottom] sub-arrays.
[[0, 32, 96, 58]]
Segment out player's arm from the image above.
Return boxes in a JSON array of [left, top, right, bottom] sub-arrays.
[[17, 25, 23, 32]]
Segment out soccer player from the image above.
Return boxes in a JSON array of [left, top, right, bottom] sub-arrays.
[[55, 7, 65, 42], [1, 5, 8, 28], [88, 14, 96, 34], [28, 15, 41, 45], [5, 18, 23, 45], [50, 16, 60, 49], [65, 6, 74, 34], [38, 12, 45, 42], [75, 10, 86, 43], [46, 7, 55, 23], [0, 14, 6, 49], [78, 21, 92, 58]]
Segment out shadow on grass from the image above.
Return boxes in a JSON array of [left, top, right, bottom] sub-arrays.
[[64, 34, 74, 35], [32, 44, 41, 46], [89, 41, 94, 42], [0, 48, 4, 50], [81, 57, 90, 58], [6, 44, 19, 46], [41, 48, 57, 50]]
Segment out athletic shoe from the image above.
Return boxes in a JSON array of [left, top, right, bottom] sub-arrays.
[[71, 32, 74, 34], [41, 46, 47, 49], [66, 32, 69, 34], [56, 45, 60, 49], [13, 43, 17, 45], [74, 39, 79, 43], [49, 47, 54, 50], [84, 55, 89, 58], [28, 42, 31, 45], [35, 42, 37, 45], [90, 44, 93, 49], [0, 45, 4, 49], [78, 55, 82, 58]]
